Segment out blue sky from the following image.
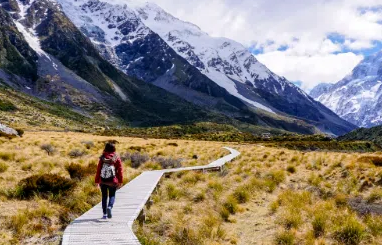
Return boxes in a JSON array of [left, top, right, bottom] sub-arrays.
[[149, 0, 382, 91]]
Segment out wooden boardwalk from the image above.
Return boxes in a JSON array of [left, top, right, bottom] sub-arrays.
[[62, 147, 240, 245]]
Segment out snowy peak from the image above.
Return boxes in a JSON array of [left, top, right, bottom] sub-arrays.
[[349, 50, 382, 80], [56, 0, 150, 47], [312, 50, 382, 128], [309, 83, 334, 100], [43, 0, 355, 135], [132, 1, 310, 98]]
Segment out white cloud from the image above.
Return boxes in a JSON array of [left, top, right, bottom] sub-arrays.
[[256, 51, 363, 91], [139, 0, 382, 89], [344, 39, 374, 50]]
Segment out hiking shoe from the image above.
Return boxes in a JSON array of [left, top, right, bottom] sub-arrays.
[[102, 214, 107, 219], [107, 207, 112, 219]]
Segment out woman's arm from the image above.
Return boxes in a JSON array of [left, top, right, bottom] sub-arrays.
[[95, 158, 102, 184], [116, 157, 123, 184]]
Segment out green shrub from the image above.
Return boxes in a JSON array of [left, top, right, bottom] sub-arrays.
[[193, 191, 205, 203], [365, 215, 382, 236], [366, 188, 382, 203], [16, 174, 76, 199], [334, 217, 365, 245], [40, 144, 56, 155], [6, 210, 28, 234], [334, 194, 348, 208], [233, 185, 250, 203], [208, 180, 224, 192], [266, 170, 286, 185], [15, 129, 24, 137], [286, 165, 296, 174], [0, 100, 17, 111], [0, 152, 15, 161], [220, 207, 230, 222], [66, 163, 96, 180], [81, 141, 94, 149], [120, 152, 131, 162], [249, 177, 277, 193], [68, 149, 86, 158], [312, 214, 326, 237], [130, 152, 150, 168], [308, 173, 323, 187], [21, 163, 32, 171], [223, 195, 239, 214], [129, 146, 145, 152], [0, 161, 8, 173], [278, 211, 302, 229], [153, 157, 182, 169], [166, 184, 182, 200], [171, 226, 201, 245], [275, 230, 295, 245], [358, 156, 382, 166]]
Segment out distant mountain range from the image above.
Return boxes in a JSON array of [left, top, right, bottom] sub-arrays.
[[0, 0, 355, 135], [310, 51, 382, 128]]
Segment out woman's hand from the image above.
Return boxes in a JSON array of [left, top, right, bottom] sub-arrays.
[[117, 183, 123, 189], [96, 183, 100, 188]]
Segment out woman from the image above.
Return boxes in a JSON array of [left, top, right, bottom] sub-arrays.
[[95, 142, 123, 219]]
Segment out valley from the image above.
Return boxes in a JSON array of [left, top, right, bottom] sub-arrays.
[[1, 0, 382, 244], [0, 131, 382, 244]]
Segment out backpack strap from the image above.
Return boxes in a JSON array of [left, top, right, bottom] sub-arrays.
[[101, 154, 119, 165]]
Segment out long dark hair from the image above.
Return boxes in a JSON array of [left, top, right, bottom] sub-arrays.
[[104, 142, 116, 153]]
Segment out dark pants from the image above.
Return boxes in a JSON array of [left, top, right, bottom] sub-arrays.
[[100, 184, 117, 214]]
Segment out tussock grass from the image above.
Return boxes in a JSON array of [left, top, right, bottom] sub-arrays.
[[0, 152, 15, 161], [366, 188, 382, 203], [0, 160, 9, 173], [16, 174, 77, 199], [358, 155, 382, 166], [275, 230, 296, 245], [333, 216, 366, 245], [2, 131, 382, 244], [286, 165, 296, 173]]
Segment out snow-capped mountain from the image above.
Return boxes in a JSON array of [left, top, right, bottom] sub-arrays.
[[0, 0, 223, 127], [134, 2, 303, 111], [310, 51, 382, 128], [0, 0, 356, 135], [309, 83, 333, 99], [52, 0, 355, 135]]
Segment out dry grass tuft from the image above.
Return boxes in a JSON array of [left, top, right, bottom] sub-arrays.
[[358, 155, 382, 166]]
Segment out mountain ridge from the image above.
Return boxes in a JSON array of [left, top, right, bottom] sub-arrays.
[[55, 0, 355, 135], [0, 0, 356, 135], [310, 50, 382, 128]]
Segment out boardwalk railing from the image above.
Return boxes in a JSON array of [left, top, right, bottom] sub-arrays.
[[62, 147, 240, 245]]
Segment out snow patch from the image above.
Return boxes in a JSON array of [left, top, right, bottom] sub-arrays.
[[111, 82, 129, 102]]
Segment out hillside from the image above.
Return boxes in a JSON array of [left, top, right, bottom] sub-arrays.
[[338, 125, 382, 146], [55, 0, 356, 136], [0, 0, 333, 135], [0, 1, 220, 127]]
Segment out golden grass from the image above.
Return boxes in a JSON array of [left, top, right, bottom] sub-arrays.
[[0, 131, 228, 244], [2, 132, 382, 244], [135, 144, 382, 245]]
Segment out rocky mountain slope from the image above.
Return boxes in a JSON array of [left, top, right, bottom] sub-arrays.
[[0, 0, 356, 135], [309, 83, 333, 99], [338, 124, 382, 147], [0, 0, 225, 127], [55, 0, 355, 135], [310, 51, 382, 128]]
